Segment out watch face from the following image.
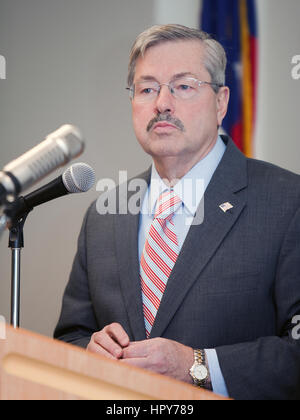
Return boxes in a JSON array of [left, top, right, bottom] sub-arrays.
[[194, 364, 208, 381]]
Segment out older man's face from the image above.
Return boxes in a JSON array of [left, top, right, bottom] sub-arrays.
[[131, 40, 229, 166]]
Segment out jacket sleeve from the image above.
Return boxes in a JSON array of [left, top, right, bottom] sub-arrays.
[[54, 204, 98, 348], [216, 206, 300, 400]]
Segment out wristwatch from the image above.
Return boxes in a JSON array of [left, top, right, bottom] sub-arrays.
[[189, 349, 209, 387]]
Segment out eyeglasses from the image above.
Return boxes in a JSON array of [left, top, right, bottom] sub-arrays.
[[126, 77, 223, 103]]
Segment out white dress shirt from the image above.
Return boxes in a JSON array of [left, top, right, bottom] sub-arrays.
[[138, 136, 229, 397]]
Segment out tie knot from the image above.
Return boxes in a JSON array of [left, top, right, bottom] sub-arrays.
[[154, 190, 182, 220]]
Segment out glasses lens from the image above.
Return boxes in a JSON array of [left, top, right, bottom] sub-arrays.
[[172, 78, 199, 100], [134, 82, 159, 103], [131, 78, 205, 102]]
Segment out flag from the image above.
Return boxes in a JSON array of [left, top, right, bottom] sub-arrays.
[[201, 0, 258, 157]]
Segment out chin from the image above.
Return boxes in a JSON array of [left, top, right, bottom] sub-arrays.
[[143, 136, 185, 155], [149, 147, 186, 160]]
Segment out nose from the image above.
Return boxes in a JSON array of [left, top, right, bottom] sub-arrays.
[[154, 84, 175, 114]]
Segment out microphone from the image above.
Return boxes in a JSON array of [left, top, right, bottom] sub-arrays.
[[0, 124, 85, 206], [1, 162, 96, 230]]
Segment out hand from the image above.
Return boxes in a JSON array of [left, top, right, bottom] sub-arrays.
[[121, 337, 194, 384], [86, 323, 130, 360]]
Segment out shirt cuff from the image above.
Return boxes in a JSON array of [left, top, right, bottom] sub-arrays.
[[205, 349, 229, 398]]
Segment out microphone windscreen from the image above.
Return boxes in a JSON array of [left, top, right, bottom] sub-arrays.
[[62, 163, 96, 193]]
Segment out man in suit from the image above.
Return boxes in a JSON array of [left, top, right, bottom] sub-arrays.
[[54, 25, 300, 400]]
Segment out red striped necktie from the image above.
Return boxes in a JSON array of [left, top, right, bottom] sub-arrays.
[[140, 190, 182, 338]]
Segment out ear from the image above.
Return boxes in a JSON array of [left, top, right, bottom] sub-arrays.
[[216, 87, 230, 127]]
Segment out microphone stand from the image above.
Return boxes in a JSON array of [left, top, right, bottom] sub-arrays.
[[8, 212, 29, 328]]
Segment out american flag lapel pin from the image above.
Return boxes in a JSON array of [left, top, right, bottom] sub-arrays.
[[219, 202, 234, 213]]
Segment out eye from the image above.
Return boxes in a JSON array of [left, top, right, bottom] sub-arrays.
[[141, 87, 154, 95], [177, 84, 193, 91], [135, 82, 158, 96], [172, 79, 197, 98]]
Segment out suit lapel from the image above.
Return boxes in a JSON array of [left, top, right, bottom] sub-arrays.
[[150, 138, 248, 338], [114, 168, 151, 341]]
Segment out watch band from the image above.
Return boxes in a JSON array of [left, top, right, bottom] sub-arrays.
[[194, 349, 205, 365]]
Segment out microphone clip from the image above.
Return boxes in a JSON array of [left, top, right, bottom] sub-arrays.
[[4, 197, 33, 228], [8, 212, 30, 249]]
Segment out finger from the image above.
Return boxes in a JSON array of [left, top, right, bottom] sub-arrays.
[[122, 341, 149, 359], [93, 331, 124, 359], [87, 339, 117, 360], [105, 323, 130, 348]]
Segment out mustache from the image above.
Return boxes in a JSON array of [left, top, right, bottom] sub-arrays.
[[146, 113, 185, 133]]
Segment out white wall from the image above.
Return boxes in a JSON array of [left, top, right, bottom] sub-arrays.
[[154, 0, 200, 28], [255, 0, 300, 174], [154, 0, 300, 174]]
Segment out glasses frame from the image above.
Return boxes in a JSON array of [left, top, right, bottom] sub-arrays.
[[126, 77, 224, 102]]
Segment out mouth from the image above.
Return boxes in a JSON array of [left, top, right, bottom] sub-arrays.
[[153, 122, 178, 131]]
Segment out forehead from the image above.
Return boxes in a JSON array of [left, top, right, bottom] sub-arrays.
[[134, 39, 209, 82]]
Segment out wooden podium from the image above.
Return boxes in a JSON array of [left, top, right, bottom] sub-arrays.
[[0, 325, 228, 400]]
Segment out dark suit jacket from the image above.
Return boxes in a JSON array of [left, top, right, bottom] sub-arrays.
[[54, 137, 300, 400]]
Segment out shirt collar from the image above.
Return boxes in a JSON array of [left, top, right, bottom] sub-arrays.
[[146, 136, 226, 216]]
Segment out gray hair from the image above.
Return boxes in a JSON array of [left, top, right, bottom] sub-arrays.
[[127, 24, 227, 93]]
